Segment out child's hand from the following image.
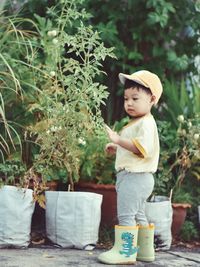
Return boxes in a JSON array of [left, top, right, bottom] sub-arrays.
[[105, 124, 120, 144], [105, 143, 117, 155]]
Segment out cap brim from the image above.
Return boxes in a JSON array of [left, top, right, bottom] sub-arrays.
[[119, 73, 147, 88]]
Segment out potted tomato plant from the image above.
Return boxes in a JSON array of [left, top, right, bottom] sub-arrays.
[[26, 0, 115, 249]]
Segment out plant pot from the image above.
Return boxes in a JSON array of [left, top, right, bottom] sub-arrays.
[[75, 181, 117, 227], [46, 180, 58, 191], [45, 191, 102, 249], [0, 185, 35, 248], [171, 203, 191, 238], [145, 195, 173, 251]]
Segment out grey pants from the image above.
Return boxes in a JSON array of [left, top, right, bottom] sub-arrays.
[[116, 170, 154, 226]]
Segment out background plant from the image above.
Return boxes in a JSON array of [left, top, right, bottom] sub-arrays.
[[0, 159, 27, 187], [0, 13, 55, 203], [154, 115, 200, 197], [4, 0, 199, 124], [153, 120, 177, 196], [180, 220, 199, 242], [0, 15, 40, 163], [159, 79, 200, 127], [0, 0, 115, 192], [79, 129, 115, 185], [84, 0, 200, 123], [153, 115, 200, 239], [26, 0, 115, 189], [174, 115, 200, 188]]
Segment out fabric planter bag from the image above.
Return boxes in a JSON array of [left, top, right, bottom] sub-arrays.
[[0, 185, 35, 248], [145, 195, 173, 251], [45, 191, 103, 249]]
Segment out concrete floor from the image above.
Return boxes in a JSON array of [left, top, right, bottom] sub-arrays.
[[0, 246, 200, 267]]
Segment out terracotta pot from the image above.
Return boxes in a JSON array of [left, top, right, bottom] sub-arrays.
[[171, 203, 191, 238], [75, 181, 117, 227], [46, 180, 58, 191]]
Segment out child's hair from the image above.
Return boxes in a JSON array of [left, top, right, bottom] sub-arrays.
[[124, 79, 152, 95]]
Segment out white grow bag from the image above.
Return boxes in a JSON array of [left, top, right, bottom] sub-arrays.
[[0, 185, 35, 248], [45, 191, 103, 249], [145, 195, 173, 250]]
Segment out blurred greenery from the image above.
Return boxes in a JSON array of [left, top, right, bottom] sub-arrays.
[[79, 129, 115, 185], [159, 79, 200, 127], [0, 159, 27, 187], [180, 220, 199, 242], [84, 0, 200, 123], [154, 116, 200, 196]]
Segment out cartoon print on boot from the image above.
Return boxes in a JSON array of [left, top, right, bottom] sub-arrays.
[[119, 232, 138, 257]]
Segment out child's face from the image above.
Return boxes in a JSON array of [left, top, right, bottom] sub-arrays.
[[124, 87, 154, 118]]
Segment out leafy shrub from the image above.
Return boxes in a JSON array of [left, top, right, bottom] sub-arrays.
[[25, 0, 115, 188], [0, 160, 27, 187], [180, 221, 199, 241], [154, 115, 200, 199], [79, 129, 115, 185], [0, 0, 115, 198]]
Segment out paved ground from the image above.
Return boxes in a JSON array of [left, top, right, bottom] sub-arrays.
[[0, 246, 200, 267]]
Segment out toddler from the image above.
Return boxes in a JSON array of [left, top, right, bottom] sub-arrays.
[[98, 70, 163, 265]]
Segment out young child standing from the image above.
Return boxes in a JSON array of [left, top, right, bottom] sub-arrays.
[[98, 70, 163, 265]]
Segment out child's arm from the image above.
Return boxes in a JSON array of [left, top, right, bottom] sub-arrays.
[[105, 125, 141, 156]]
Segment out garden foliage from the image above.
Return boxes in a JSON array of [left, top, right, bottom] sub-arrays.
[[0, 0, 115, 190], [85, 0, 200, 123]]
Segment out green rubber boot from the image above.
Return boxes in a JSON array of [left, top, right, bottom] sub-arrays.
[[98, 225, 138, 265], [137, 224, 155, 262]]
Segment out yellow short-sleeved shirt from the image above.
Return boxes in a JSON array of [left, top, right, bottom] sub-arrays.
[[115, 113, 160, 173]]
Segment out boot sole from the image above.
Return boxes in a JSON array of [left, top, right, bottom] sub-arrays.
[[98, 260, 137, 265], [137, 257, 155, 262]]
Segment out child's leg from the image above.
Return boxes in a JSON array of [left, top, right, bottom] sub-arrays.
[[135, 201, 149, 226], [98, 171, 154, 264], [116, 171, 154, 226]]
